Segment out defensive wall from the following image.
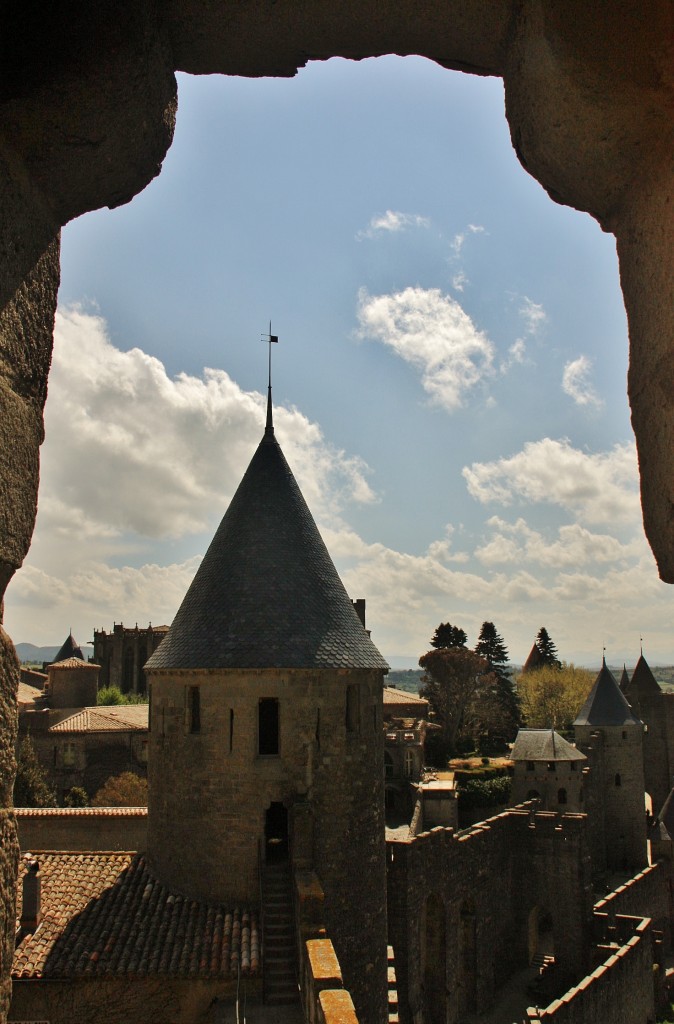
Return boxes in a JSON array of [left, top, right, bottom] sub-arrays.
[[15, 807, 148, 852], [595, 862, 670, 945], [524, 915, 655, 1024], [386, 808, 593, 1024], [295, 867, 360, 1024]]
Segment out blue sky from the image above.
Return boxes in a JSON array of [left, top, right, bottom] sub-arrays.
[[6, 56, 673, 667]]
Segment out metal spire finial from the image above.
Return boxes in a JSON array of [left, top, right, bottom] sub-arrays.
[[262, 322, 279, 435]]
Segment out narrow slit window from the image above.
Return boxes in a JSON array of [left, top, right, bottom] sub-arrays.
[[346, 684, 360, 734], [259, 698, 280, 756], [229, 708, 234, 752], [186, 686, 200, 734], [316, 708, 321, 750]]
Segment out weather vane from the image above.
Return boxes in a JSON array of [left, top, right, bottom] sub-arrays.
[[262, 322, 279, 434]]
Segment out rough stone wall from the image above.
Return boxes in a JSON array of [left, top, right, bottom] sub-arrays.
[[575, 725, 647, 874], [595, 863, 670, 946], [387, 809, 593, 1024], [147, 666, 387, 1023], [525, 915, 655, 1024], [15, 807, 148, 853], [510, 761, 584, 812], [10, 975, 244, 1024], [48, 665, 99, 709]]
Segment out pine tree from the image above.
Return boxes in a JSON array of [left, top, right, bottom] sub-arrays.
[[536, 626, 562, 669], [14, 736, 56, 807], [475, 621, 522, 747], [430, 622, 468, 649]]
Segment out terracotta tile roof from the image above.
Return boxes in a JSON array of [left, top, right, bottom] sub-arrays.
[[48, 657, 100, 671], [146, 431, 388, 672], [48, 705, 148, 733], [13, 853, 259, 979], [17, 681, 44, 706], [383, 687, 428, 706]]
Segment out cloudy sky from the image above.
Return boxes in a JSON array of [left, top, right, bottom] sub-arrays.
[[5, 56, 673, 668]]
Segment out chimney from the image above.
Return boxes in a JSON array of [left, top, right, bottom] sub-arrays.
[[352, 599, 366, 629], [21, 857, 41, 933]]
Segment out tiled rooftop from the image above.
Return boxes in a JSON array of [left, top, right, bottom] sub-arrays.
[[511, 729, 586, 762], [146, 431, 388, 671], [48, 657, 100, 671], [383, 687, 428, 706], [14, 852, 259, 979], [48, 705, 148, 733]]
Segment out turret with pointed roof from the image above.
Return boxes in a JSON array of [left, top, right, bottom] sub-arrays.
[[146, 426, 387, 672], [146, 399, 388, 1022], [623, 651, 672, 819], [574, 658, 646, 875]]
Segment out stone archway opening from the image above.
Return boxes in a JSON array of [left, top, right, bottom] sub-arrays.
[[264, 801, 289, 864]]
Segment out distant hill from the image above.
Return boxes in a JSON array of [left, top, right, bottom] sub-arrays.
[[15, 642, 94, 665], [386, 669, 423, 694]]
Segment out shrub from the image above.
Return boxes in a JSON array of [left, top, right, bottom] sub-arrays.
[[97, 686, 148, 706], [63, 786, 89, 807], [92, 772, 148, 806], [459, 775, 511, 810]]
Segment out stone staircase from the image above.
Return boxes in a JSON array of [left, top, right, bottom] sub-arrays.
[[388, 945, 399, 1024], [263, 862, 299, 1006]]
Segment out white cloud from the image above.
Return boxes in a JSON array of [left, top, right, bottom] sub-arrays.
[[519, 297, 546, 336], [356, 286, 494, 410], [475, 516, 640, 568], [42, 306, 376, 548], [500, 337, 527, 374], [463, 438, 640, 525], [356, 210, 430, 239], [562, 355, 604, 408]]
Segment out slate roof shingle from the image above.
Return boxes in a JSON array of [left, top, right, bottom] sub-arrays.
[[573, 659, 642, 728], [146, 430, 388, 671], [511, 729, 586, 762], [626, 654, 661, 695], [13, 853, 259, 980]]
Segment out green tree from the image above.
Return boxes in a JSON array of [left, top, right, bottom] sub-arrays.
[[516, 662, 594, 731], [63, 786, 89, 807], [430, 622, 468, 650], [419, 646, 494, 760], [91, 772, 148, 806], [475, 621, 522, 748], [535, 627, 562, 669], [14, 736, 56, 807], [97, 686, 147, 706]]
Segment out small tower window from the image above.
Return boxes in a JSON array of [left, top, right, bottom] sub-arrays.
[[557, 788, 567, 805], [615, 773, 621, 787], [259, 698, 280, 756], [186, 686, 200, 734], [404, 749, 415, 778], [229, 708, 234, 752], [526, 761, 535, 772], [346, 684, 360, 733], [315, 708, 321, 750], [547, 761, 555, 772]]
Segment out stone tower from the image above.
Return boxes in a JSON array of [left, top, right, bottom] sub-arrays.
[[574, 659, 647, 875], [145, 403, 389, 1022], [624, 653, 672, 816]]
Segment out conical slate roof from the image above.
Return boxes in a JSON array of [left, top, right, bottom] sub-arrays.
[[619, 665, 630, 691], [146, 429, 388, 671], [53, 632, 84, 664], [573, 659, 641, 728], [626, 654, 661, 695]]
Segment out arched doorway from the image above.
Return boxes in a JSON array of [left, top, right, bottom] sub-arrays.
[[423, 894, 446, 1024], [528, 906, 555, 966], [265, 802, 288, 864]]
